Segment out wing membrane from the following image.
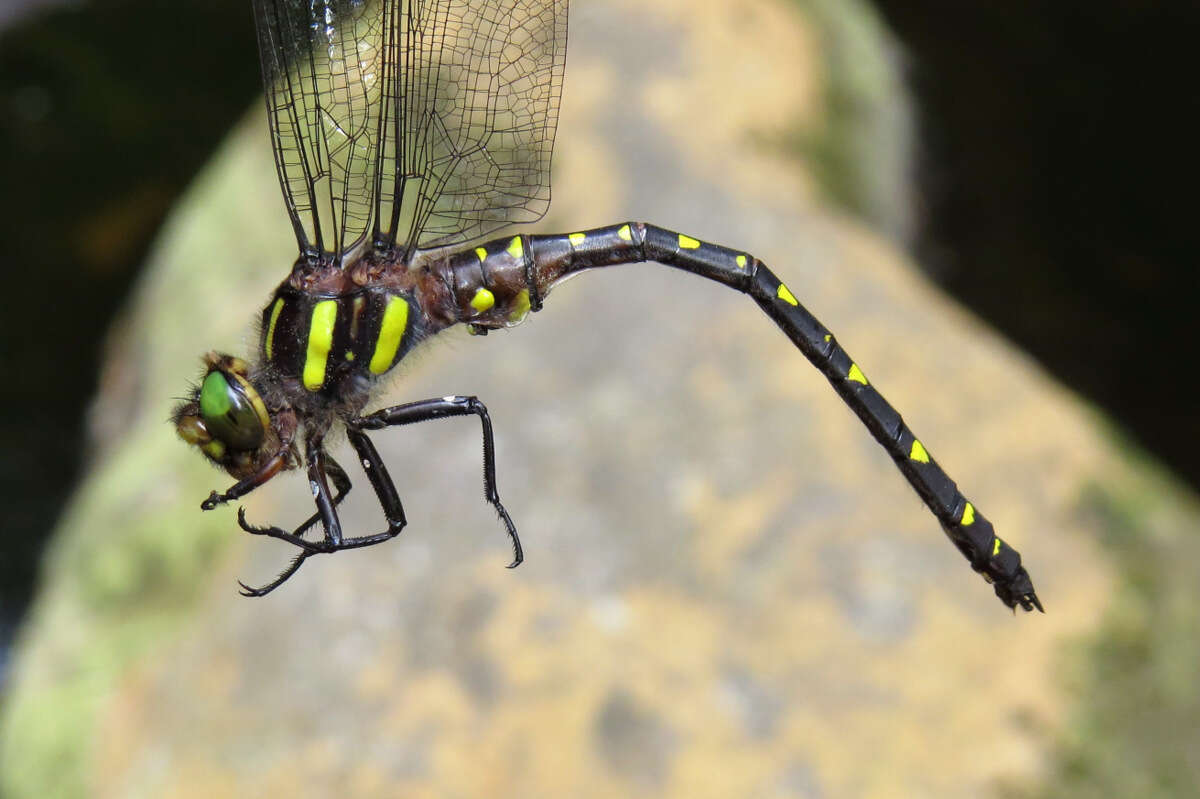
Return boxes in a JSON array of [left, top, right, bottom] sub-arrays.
[[253, 0, 386, 261], [377, 0, 568, 252], [253, 0, 568, 263]]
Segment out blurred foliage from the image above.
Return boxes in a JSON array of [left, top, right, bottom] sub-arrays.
[[1010, 437, 1200, 799], [0, 118, 288, 799], [788, 0, 913, 245], [0, 0, 259, 635]]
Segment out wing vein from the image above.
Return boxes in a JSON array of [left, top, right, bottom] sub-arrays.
[[253, 0, 569, 264]]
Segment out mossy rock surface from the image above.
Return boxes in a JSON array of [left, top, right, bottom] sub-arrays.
[[3, 1, 1193, 797]]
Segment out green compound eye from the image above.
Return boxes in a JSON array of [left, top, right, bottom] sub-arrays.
[[199, 370, 266, 451]]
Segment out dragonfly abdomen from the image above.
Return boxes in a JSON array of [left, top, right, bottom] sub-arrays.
[[438, 222, 757, 335], [444, 222, 757, 331], [432, 221, 1039, 611], [433, 236, 539, 331]]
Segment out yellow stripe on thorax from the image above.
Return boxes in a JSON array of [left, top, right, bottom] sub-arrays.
[[369, 296, 410, 375], [264, 297, 284, 360], [303, 300, 339, 391]]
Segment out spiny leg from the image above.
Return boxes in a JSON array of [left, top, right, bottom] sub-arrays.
[[201, 448, 289, 511], [236, 455, 353, 548], [237, 437, 346, 596], [323, 426, 409, 549], [354, 395, 523, 567], [238, 550, 311, 597]]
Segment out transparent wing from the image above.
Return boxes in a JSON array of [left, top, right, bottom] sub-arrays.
[[253, 0, 568, 263], [253, 0, 386, 262], [375, 0, 568, 253]]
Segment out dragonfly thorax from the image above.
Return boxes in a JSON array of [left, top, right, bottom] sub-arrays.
[[260, 281, 420, 392]]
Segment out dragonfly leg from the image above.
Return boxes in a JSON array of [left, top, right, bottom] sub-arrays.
[[238, 550, 311, 597], [201, 448, 289, 511], [235, 454, 353, 550], [352, 395, 523, 567], [201, 408, 298, 510], [320, 426, 410, 550], [235, 438, 348, 596]]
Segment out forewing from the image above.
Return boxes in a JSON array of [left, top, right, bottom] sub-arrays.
[[253, 0, 387, 262], [375, 0, 569, 252]]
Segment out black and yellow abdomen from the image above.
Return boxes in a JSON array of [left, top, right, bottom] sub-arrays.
[[261, 287, 419, 392]]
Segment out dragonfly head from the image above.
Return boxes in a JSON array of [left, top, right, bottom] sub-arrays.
[[173, 352, 278, 479]]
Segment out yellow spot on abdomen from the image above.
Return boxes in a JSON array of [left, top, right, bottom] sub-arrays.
[[962, 502, 976, 527], [776, 283, 798, 306], [303, 300, 338, 391], [847, 363, 868, 385], [369, 296, 409, 375], [568, 232, 586, 246], [617, 224, 632, 241], [509, 289, 531, 323], [992, 537, 1002, 557], [471, 287, 495, 313], [475, 246, 488, 261], [735, 254, 747, 269], [507, 236, 523, 258], [265, 297, 284, 360], [909, 439, 930, 463], [678, 234, 700, 249]]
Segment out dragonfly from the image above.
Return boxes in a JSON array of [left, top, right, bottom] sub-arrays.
[[172, 0, 1041, 611]]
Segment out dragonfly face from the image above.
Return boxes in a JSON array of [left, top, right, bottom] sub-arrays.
[[173, 352, 292, 483], [173, 0, 1040, 610]]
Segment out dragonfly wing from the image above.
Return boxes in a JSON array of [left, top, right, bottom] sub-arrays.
[[252, 0, 569, 261], [253, 0, 387, 263], [376, 0, 569, 253]]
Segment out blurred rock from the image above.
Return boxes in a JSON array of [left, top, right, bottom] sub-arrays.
[[4, 1, 1188, 797]]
